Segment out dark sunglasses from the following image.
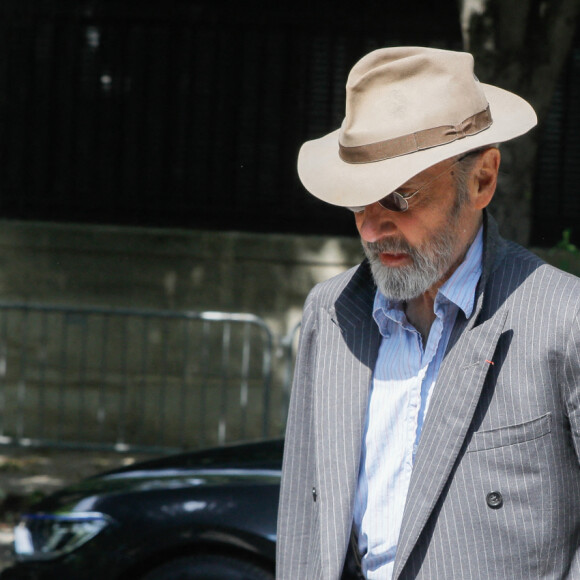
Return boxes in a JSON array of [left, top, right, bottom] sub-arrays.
[[347, 153, 473, 213]]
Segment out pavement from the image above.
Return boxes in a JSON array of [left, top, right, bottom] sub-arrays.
[[0, 446, 153, 572]]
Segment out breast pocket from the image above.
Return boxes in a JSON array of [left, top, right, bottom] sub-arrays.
[[443, 412, 557, 576], [466, 412, 552, 453]]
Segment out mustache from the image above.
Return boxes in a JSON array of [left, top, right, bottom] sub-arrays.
[[364, 237, 414, 256]]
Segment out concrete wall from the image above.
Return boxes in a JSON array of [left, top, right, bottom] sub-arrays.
[[0, 220, 363, 335]]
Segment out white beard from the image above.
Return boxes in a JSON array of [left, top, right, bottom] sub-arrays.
[[362, 218, 459, 301]]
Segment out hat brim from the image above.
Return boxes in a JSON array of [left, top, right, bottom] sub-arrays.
[[297, 84, 537, 208]]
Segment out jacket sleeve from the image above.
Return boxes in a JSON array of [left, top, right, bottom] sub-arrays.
[[562, 306, 580, 579], [563, 306, 580, 464], [276, 289, 320, 580]]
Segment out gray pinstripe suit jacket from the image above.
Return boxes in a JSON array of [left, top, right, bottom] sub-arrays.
[[277, 214, 580, 579]]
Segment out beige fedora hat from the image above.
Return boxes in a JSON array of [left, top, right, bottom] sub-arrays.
[[297, 46, 537, 208]]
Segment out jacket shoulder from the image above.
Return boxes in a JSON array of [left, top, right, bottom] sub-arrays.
[[500, 240, 580, 286], [305, 261, 375, 309], [491, 240, 580, 313]]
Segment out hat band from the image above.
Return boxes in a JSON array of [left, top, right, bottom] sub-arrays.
[[339, 106, 492, 164]]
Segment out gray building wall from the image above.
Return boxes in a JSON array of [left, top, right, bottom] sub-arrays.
[[0, 220, 363, 331]]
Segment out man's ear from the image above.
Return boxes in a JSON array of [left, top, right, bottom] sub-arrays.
[[472, 147, 500, 210]]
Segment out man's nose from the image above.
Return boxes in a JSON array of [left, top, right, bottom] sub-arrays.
[[356, 203, 399, 243]]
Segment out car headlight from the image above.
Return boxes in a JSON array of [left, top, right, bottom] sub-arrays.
[[14, 512, 113, 561]]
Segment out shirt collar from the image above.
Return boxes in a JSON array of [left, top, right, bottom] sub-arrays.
[[373, 225, 484, 327], [437, 225, 483, 318]]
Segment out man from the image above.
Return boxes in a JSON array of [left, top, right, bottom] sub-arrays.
[[277, 46, 580, 579]]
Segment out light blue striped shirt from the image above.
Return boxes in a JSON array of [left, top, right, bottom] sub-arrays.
[[353, 227, 483, 579]]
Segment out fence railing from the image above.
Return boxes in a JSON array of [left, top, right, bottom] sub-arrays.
[[0, 302, 296, 454]]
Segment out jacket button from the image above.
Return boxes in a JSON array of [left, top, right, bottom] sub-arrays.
[[486, 491, 503, 509]]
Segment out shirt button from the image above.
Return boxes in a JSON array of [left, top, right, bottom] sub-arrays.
[[486, 491, 503, 509]]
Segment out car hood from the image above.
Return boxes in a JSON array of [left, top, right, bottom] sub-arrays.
[[31, 439, 284, 513]]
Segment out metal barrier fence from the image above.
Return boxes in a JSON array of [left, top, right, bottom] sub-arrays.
[[0, 302, 291, 454]]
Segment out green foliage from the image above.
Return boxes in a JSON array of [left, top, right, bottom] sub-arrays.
[[554, 228, 578, 254], [546, 229, 580, 275]]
